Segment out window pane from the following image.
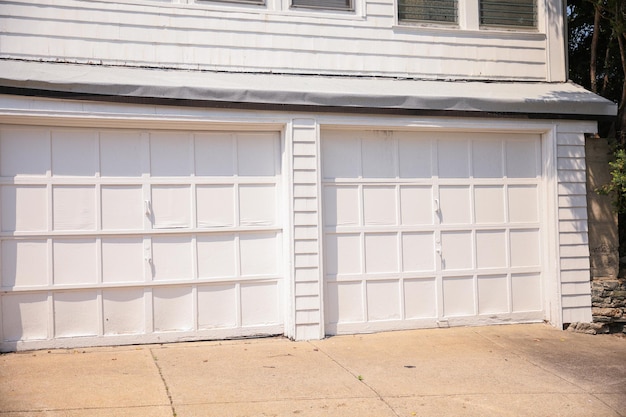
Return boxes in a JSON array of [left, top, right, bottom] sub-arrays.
[[292, 0, 352, 10], [480, 0, 536, 27], [398, 0, 457, 23], [207, 0, 264, 4]]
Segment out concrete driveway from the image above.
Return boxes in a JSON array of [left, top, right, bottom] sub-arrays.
[[1, 323, 625, 416]]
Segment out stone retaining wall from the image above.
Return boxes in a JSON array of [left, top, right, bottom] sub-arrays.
[[591, 278, 626, 330]]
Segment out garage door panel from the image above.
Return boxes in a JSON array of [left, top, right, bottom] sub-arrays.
[[506, 140, 539, 178], [474, 186, 505, 224], [1, 239, 48, 287], [241, 282, 280, 326], [53, 238, 98, 285], [239, 232, 279, 276], [0, 128, 50, 177], [53, 186, 96, 231], [508, 185, 539, 223], [101, 185, 144, 230], [477, 275, 509, 314], [438, 139, 470, 179], [476, 230, 507, 269], [101, 237, 144, 283], [441, 231, 473, 270], [196, 185, 235, 227], [54, 291, 99, 337], [153, 286, 193, 332], [239, 184, 276, 226], [367, 280, 401, 321], [2, 292, 48, 341], [362, 132, 395, 178], [197, 235, 236, 278], [510, 229, 541, 267], [321, 134, 360, 179], [400, 186, 433, 225], [443, 276, 475, 317], [398, 134, 432, 178], [402, 232, 435, 272], [198, 284, 237, 329], [323, 185, 360, 227], [512, 273, 542, 312], [364, 233, 398, 274], [326, 281, 363, 324], [2, 185, 48, 232], [440, 186, 471, 224], [52, 130, 98, 177], [363, 186, 396, 226], [150, 132, 193, 177], [152, 236, 193, 281], [237, 133, 278, 177], [195, 133, 235, 176], [404, 278, 437, 319], [103, 288, 145, 335], [151, 185, 192, 229], [325, 234, 361, 275], [472, 140, 504, 178], [99, 131, 144, 177]]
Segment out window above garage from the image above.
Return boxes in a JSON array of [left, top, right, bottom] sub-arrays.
[[291, 0, 353, 11], [398, 0, 457, 24], [398, 0, 537, 30], [480, 0, 536, 28]]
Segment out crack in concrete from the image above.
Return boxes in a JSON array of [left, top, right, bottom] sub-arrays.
[[150, 348, 178, 417], [307, 341, 401, 417]]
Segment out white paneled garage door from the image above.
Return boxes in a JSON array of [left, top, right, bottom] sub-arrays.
[[0, 125, 283, 348], [322, 130, 544, 334]]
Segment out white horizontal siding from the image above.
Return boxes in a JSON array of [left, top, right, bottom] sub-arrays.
[[556, 131, 592, 323], [292, 119, 323, 341], [0, 0, 552, 80]]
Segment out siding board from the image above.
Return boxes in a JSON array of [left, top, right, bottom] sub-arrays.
[[556, 131, 592, 322], [1, 0, 552, 80], [292, 119, 322, 340]]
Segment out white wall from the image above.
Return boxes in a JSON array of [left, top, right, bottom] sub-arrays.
[[0, 0, 565, 81]]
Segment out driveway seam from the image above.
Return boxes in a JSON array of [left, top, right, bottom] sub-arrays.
[[150, 348, 178, 417], [308, 341, 401, 417]]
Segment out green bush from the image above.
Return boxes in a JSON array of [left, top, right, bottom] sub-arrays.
[[598, 147, 626, 213]]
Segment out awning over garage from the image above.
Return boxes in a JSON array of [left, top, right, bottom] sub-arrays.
[[0, 60, 617, 119]]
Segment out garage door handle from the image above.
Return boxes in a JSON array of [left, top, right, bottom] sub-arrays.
[[433, 198, 440, 213], [144, 200, 152, 217]]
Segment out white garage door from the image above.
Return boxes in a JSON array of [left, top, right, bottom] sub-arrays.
[[0, 125, 283, 349], [322, 130, 544, 334]]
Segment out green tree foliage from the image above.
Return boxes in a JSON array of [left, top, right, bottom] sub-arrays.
[[597, 148, 626, 212], [568, 0, 624, 138]]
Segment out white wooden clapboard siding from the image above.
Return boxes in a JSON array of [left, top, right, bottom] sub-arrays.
[[556, 130, 592, 323], [291, 119, 323, 340], [0, 0, 554, 81]]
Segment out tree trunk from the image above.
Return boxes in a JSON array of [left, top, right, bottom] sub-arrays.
[[616, 32, 626, 143], [601, 35, 614, 96], [591, 3, 602, 93]]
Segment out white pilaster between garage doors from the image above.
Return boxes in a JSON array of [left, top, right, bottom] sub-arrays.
[[291, 119, 324, 341]]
